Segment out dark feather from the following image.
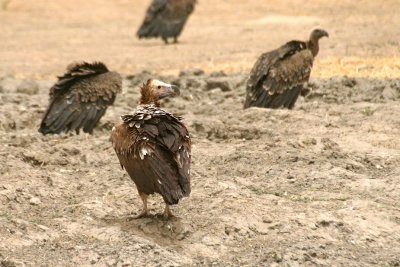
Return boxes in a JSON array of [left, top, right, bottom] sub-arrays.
[[110, 104, 191, 205], [137, 0, 196, 42], [244, 40, 313, 109], [39, 62, 122, 135]]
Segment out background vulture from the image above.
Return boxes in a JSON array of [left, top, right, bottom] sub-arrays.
[[137, 0, 196, 44], [39, 62, 122, 135], [244, 28, 329, 109], [110, 79, 191, 218]]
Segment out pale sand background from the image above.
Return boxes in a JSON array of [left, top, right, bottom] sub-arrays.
[[0, 0, 399, 78]]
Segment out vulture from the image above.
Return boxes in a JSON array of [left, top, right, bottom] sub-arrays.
[[110, 79, 191, 218], [39, 62, 122, 135], [244, 28, 329, 109], [137, 0, 196, 44]]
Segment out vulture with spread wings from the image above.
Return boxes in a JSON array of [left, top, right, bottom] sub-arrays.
[[244, 28, 329, 109], [137, 0, 196, 44], [110, 79, 191, 218], [39, 62, 122, 135]]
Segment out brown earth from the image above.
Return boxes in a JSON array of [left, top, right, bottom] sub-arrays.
[[1, 0, 400, 266]]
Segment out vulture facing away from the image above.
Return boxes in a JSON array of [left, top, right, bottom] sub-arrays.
[[39, 62, 122, 135], [137, 0, 196, 44], [110, 79, 191, 218], [244, 28, 329, 109]]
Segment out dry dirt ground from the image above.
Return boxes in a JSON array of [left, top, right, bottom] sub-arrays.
[[1, 0, 400, 266]]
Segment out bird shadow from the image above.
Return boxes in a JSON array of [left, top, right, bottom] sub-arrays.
[[132, 40, 193, 48], [101, 212, 174, 223], [132, 42, 168, 48], [101, 212, 193, 244]]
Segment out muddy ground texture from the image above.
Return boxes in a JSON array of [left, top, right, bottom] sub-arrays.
[[0, 71, 400, 266]]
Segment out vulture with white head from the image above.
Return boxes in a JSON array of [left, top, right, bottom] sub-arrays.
[[110, 79, 191, 218]]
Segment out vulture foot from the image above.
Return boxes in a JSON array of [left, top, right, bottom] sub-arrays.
[[163, 204, 174, 219], [127, 210, 150, 220], [127, 192, 149, 220]]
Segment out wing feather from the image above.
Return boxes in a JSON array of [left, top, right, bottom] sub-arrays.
[[244, 41, 312, 109], [39, 62, 121, 135], [110, 106, 191, 204], [137, 0, 169, 38], [137, 0, 196, 39]]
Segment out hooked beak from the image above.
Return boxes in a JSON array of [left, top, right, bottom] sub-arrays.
[[159, 84, 180, 99], [171, 84, 180, 96], [322, 30, 329, 38]]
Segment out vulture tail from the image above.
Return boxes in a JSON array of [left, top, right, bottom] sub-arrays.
[[286, 86, 302, 109], [137, 20, 162, 38], [38, 98, 73, 135], [38, 124, 54, 135], [269, 86, 302, 109]]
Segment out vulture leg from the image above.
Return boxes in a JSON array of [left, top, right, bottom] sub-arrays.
[[129, 192, 149, 219], [173, 37, 178, 44], [163, 204, 173, 219], [162, 37, 169, 44]]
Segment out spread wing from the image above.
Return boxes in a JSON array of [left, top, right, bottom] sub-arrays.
[[110, 108, 191, 205], [39, 62, 122, 135], [244, 41, 313, 109]]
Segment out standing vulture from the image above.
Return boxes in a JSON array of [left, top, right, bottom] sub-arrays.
[[244, 28, 329, 109], [110, 79, 191, 218], [39, 62, 122, 135], [137, 0, 196, 44]]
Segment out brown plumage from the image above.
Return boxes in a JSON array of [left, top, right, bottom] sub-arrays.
[[39, 62, 122, 135], [244, 28, 329, 109], [137, 0, 196, 44], [110, 79, 191, 218]]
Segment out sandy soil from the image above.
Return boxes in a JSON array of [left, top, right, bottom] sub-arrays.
[[1, 0, 400, 78], [1, 0, 400, 266]]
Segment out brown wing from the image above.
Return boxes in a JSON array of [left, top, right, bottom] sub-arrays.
[[39, 62, 122, 135], [244, 41, 313, 109], [137, 0, 196, 39], [110, 108, 191, 205]]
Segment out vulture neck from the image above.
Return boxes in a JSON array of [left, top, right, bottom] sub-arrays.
[[140, 87, 161, 107], [307, 37, 320, 57]]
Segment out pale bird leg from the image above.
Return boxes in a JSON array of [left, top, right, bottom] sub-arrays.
[[129, 192, 149, 219], [163, 204, 173, 219], [162, 37, 169, 44]]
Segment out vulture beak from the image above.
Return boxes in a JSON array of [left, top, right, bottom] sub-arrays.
[[321, 30, 329, 38], [171, 84, 180, 96], [153, 80, 180, 99]]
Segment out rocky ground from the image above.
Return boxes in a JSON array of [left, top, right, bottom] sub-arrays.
[[1, 0, 400, 266], [1, 71, 400, 266]]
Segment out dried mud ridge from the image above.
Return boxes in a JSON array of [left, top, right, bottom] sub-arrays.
[[1, 70, 400, 266]]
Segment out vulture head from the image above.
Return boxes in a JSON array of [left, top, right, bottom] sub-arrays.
[[308, 28, 329, 57], [310, 28, 329, 41], [140, 79, 180, 106]]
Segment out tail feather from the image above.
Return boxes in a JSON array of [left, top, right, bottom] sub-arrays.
[[39, 98, 74, 134], [286, 86, 302, 109], [137, 19, 164, 38], [245, 83, 303, 109]]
